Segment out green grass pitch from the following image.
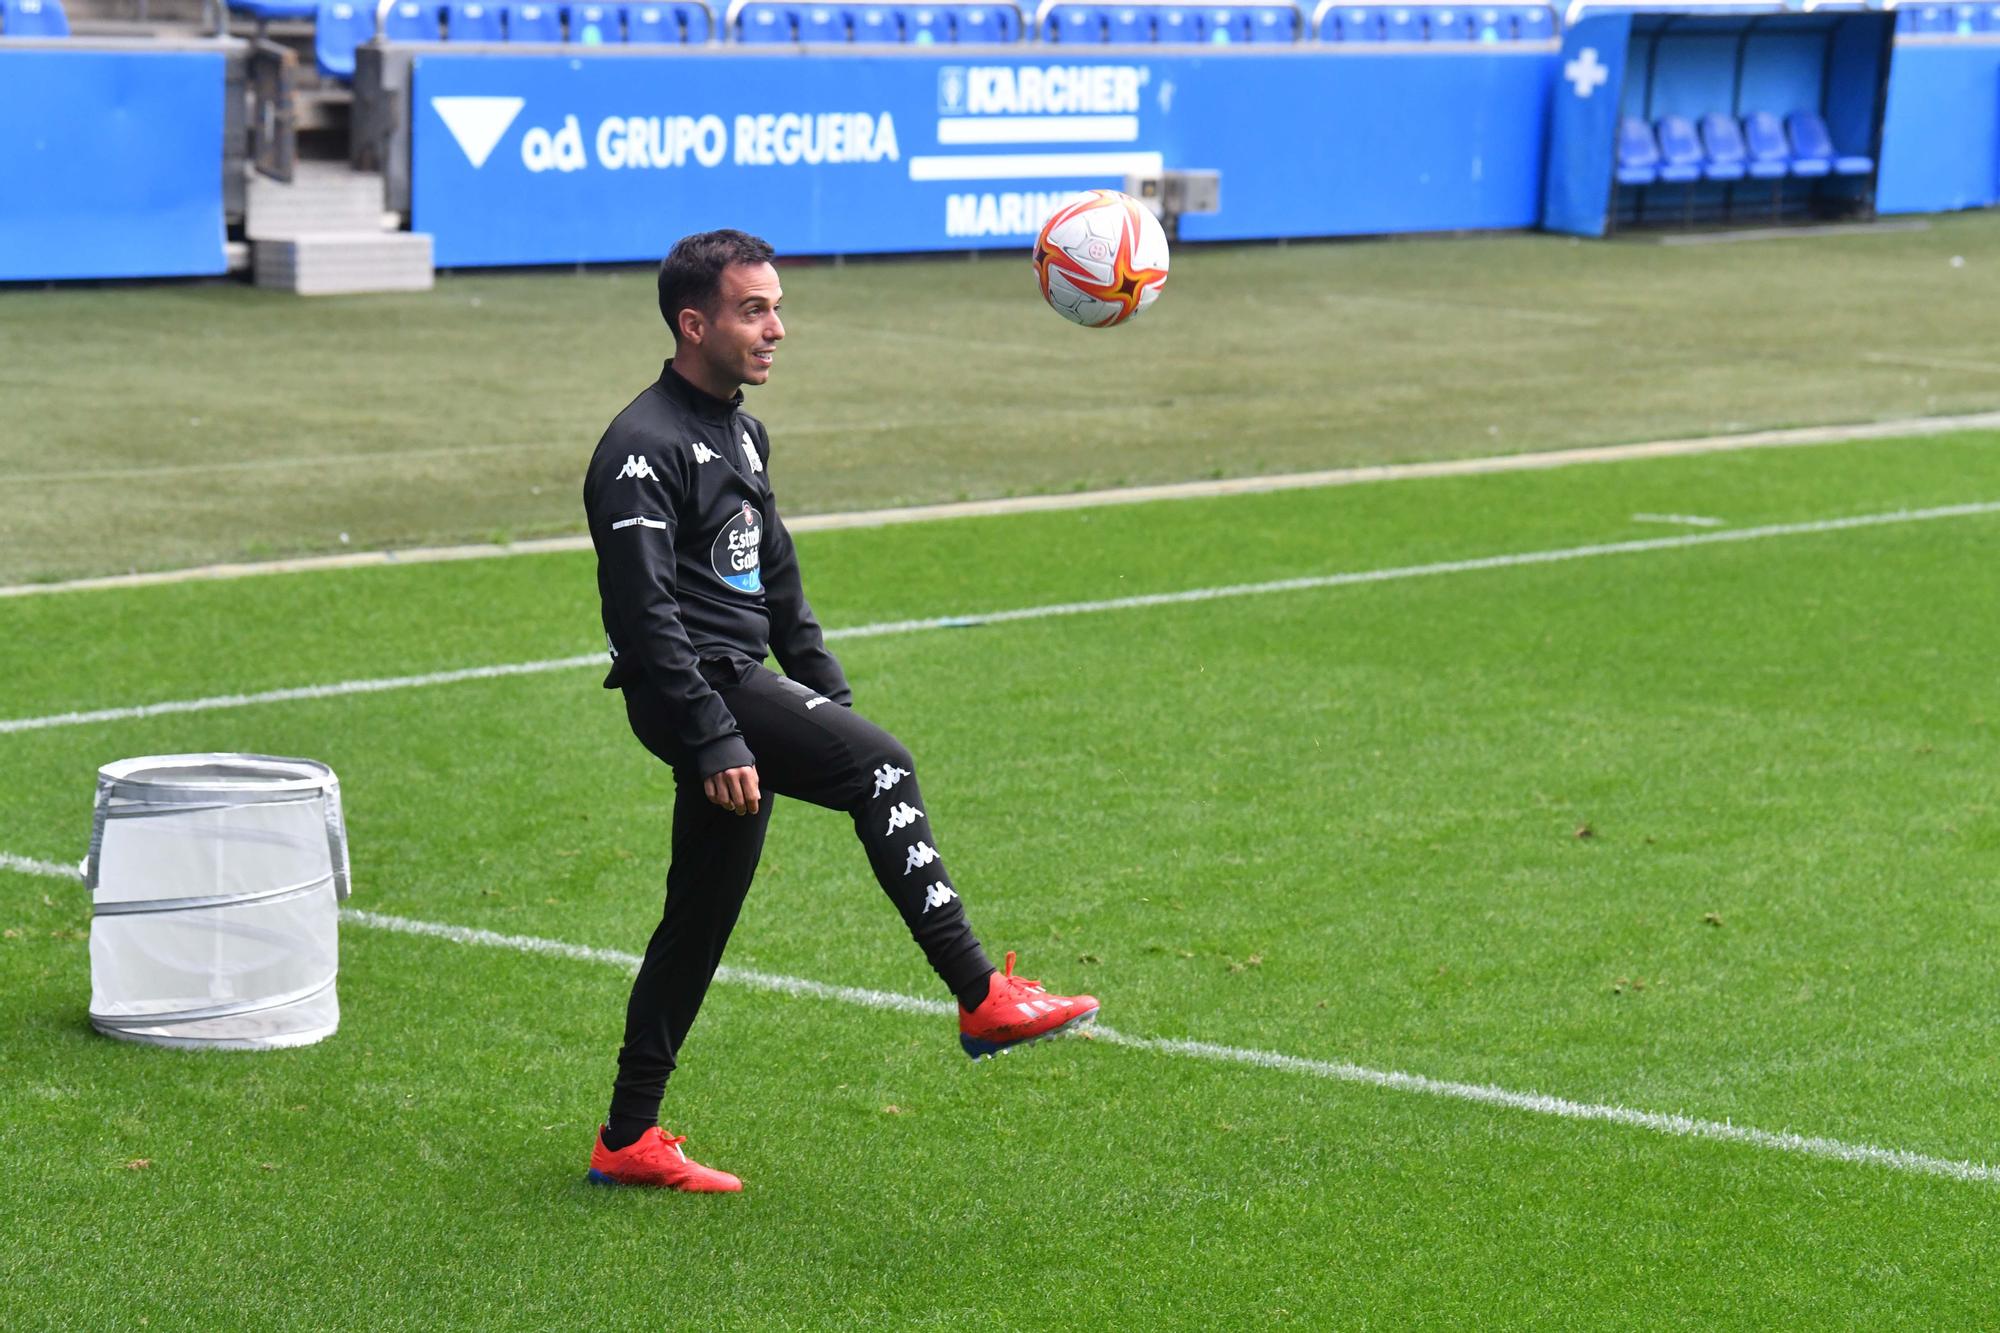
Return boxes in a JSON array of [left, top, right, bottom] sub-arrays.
[[2, 212, 1998, 584], [4, 426, 2000, 1326]]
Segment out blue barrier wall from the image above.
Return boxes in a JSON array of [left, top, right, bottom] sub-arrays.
[[1877, 41, 2000, 213], [412, 50, 1555, 266], [0, 50, 226, 281]]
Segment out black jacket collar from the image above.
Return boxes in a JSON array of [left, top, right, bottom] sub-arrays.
[[657, 361, 743, 425]]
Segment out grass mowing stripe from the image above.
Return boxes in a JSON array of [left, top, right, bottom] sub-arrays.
[[11, 856, 1997, 1188], [10, 407, 2000, 600], [7, 496, 2000, 738]]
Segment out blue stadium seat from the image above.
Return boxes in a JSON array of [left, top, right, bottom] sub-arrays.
[[1154, 5, 1201, 39], [953, 2, 1016, 38], [737, 2, 794, 38], [1382, 7, 1421, 40], [1731, 119, 1787, 181], [851, 3, 900, 36], [1204, 6, 1246, 41], [566, 1, 621, 39], [1, 0, 69, 33], [1911, 4, 1951, 32], [1474, 7, 1508, 40], [678, 2, 710, 38], [1103, 4, 1148, 38], [798, 3, 846, 37], [1243, 4, 1295, 40], [1512, 3, 1551, 39], [447, 0, 506, 37], [508, 1, 563, 37], [1426, 6, 1474, 39], [1786, 110, 1872, 176], [1320, 6, 1379, 39], [228, 0, 317, 29], [383, 0, 445, 39], [626, 1, 672, 36], [1615, 117, 1660, 186], [1698, 112, 1758, 180], [1741, 111, 1805, 176], [901, 4, 949, 40], [1044, 4, 1102, 39], [1652, 115, 1704, 183], [313, 0, 374, 75], [1950, 2, 1984, 32]]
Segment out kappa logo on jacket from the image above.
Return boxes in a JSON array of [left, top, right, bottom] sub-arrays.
[[740, 430, 763, 474], [690, 440, 718, 464], [617, 454, 658, 481]]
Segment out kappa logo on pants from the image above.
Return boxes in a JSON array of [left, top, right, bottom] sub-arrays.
[[903, 841, 939, 874], [871, 764, 910, 797], [885, 802, 924, 834], [920, 881, 957, 914]]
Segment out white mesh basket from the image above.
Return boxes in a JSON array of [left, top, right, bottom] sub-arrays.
[[85, 754, 350, 1051]]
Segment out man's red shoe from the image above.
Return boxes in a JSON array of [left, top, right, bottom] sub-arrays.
[[587, 1126, 743, 1192], [959, 950, 1099, 1059]]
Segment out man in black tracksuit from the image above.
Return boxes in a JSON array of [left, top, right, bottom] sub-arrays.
[[581, 230, 1097, 1192]]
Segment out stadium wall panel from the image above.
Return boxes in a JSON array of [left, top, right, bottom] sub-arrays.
[[1876, 41, 2000, 213], [409, 49, 1556, 266], [0, 49, 228, 281]]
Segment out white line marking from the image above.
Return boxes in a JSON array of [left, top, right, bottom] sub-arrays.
[[934, 115, 1139, 144], [6, 855, 1993, 1185], [0, 655, 603, 736], [8, 409, 2000, 600], [6, 500, 1999, 736], [0, 851, 80, 880], [906, 150, 1163, 181], [343, 909, 952, 1017], [1631, 512, 1725, 527]]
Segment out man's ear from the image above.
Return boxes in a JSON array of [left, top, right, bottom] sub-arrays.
[[676, 306, 705, 347]]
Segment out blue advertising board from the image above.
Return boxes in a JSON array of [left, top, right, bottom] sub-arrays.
[[0, 49, 226, 281], [1541, 15, 1631, 238], [411, 50, 1555, 267]]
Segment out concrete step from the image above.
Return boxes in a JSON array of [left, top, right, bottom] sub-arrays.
[[253, 231, 435, 296], [246, 161, 387, 239]]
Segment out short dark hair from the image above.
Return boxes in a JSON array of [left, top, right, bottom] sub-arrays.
[[657, 230, 777, 337]]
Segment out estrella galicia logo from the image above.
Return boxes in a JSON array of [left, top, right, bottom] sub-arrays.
[[711, 500, 763, 593], [938, 66, 967, 115]]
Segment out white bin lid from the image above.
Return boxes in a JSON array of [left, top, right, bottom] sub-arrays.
[[89, 753, 351, 901]]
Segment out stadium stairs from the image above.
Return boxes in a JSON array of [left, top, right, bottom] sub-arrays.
[[58, 0, 433, 293], [245, 160, 435, 294]]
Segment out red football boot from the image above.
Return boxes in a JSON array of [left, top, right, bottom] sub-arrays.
[[958, 950, 1099, 1059], [587, 1126, 742, 1192]]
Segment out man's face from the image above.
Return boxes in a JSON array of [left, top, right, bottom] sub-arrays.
[[684, 262, 784, 393]]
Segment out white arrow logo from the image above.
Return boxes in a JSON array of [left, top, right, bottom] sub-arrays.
[[432, 96, 525, 169]]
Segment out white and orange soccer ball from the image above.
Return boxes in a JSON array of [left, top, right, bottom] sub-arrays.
[[1031, 189, 1170, 329]]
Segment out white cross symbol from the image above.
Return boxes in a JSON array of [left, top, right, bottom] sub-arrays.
[[1564, 47, 1609, 98]]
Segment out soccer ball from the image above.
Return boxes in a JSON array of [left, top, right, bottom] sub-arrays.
[[1031, 190, 1170, 329]]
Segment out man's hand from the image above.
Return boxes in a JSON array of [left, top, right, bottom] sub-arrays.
[[704, 765, 761, 816]]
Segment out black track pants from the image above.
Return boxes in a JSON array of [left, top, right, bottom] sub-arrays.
[[609, 659, 994, 1124]]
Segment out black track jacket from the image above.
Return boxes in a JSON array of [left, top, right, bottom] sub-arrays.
[[584, 362, 851, 777]]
